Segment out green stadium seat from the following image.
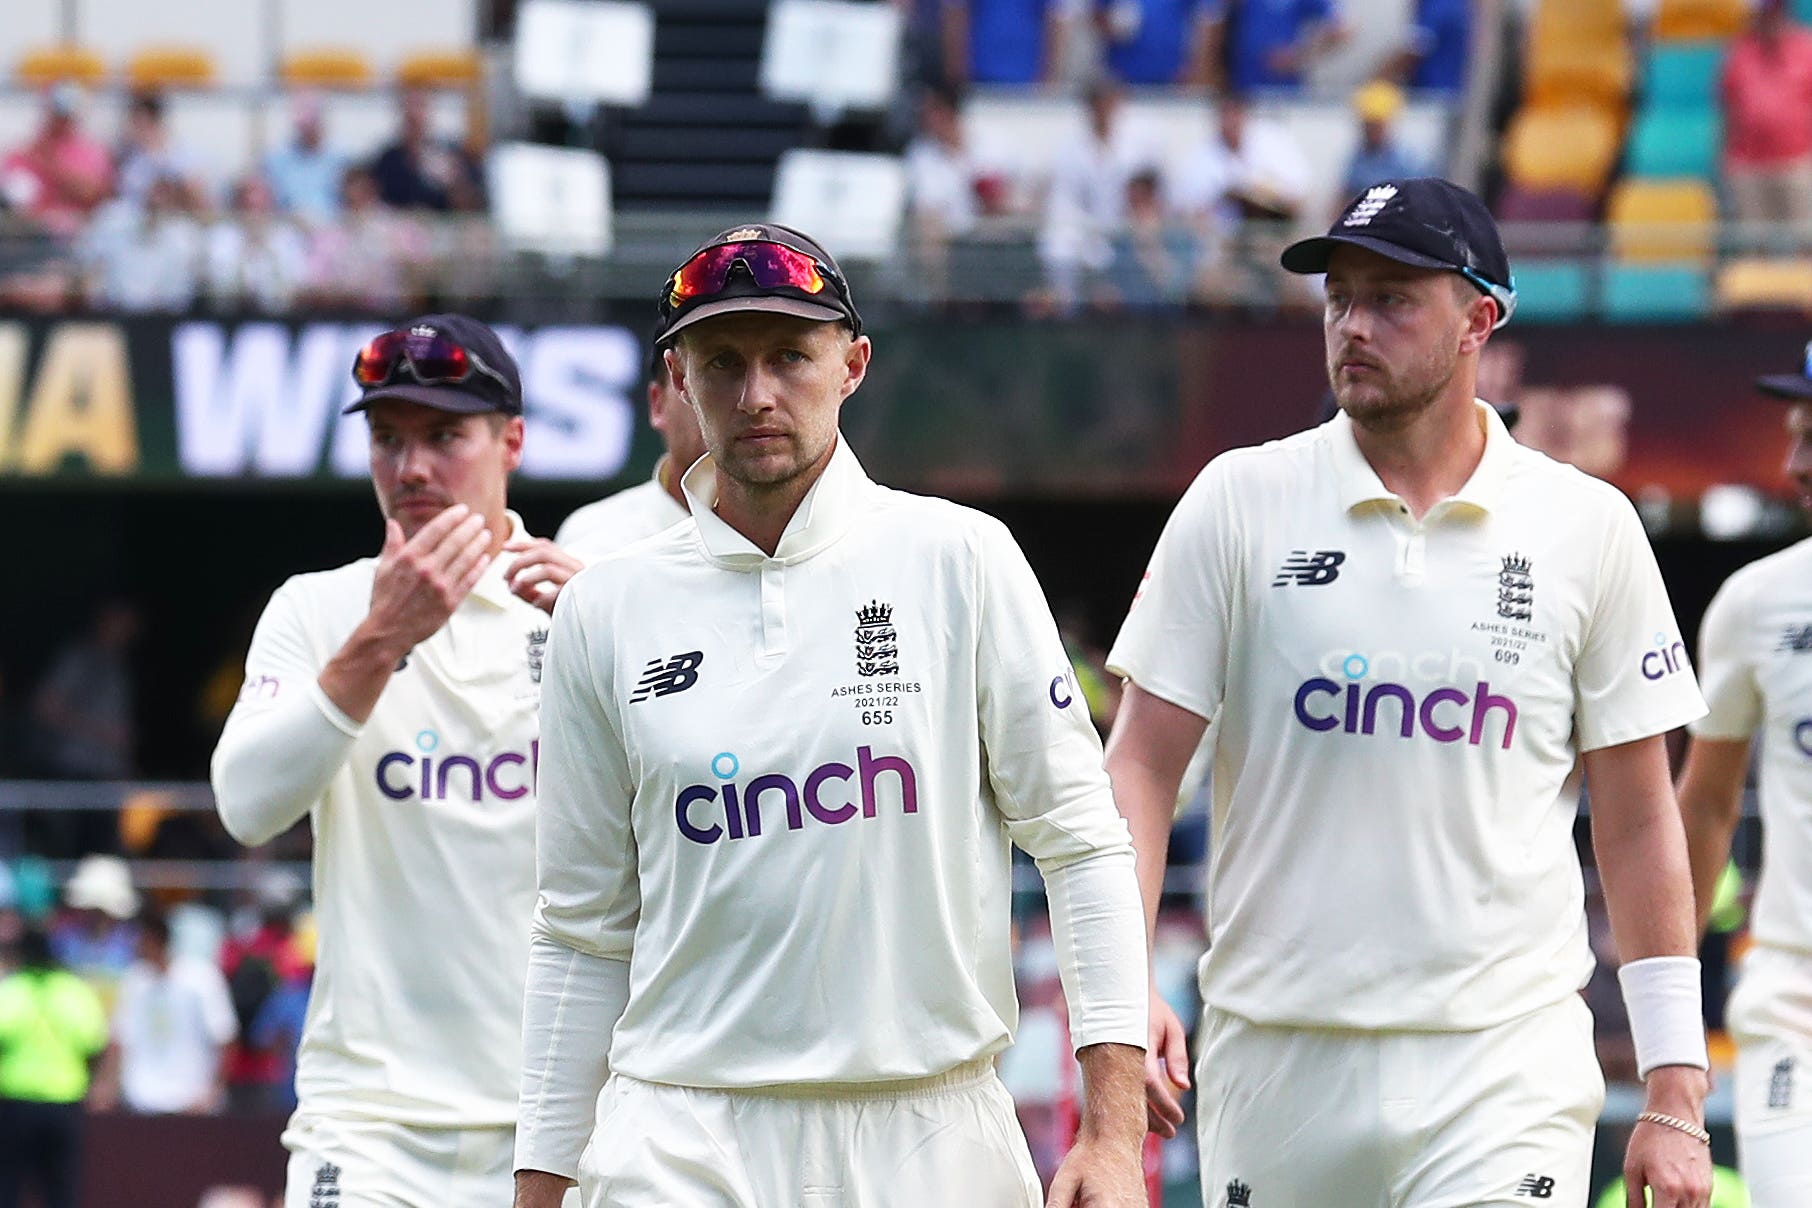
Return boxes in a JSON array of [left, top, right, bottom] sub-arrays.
[[1644, 41, 1725, 107], [1798, 0, 1812, 24], [1601, 263, 1711, 320], [1626, 107, 1721, 179], [1510, 260, 1593, 321]]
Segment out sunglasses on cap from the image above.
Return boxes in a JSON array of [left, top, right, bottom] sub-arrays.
[[662, 240, 847, 313], [352, 329, 513, 392]]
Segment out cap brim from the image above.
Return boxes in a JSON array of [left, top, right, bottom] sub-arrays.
[[1280, 233, 1455, 275], [660, 295, 849, 343], [342, 383, 504, 415], [1757, 373, 1812, 400]]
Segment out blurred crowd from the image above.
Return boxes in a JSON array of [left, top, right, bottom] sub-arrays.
[[0, 83, 488, 315]]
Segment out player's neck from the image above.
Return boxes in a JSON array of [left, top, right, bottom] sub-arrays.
[[1349, 391, 1486, 522], [712, 465, 826, 556]]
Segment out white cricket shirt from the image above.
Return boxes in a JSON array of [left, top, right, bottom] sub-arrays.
[[1109, 404, 1707, 1032], [554, 460, 689, 564], [114, 956, 237, 1114], [1694, 537, 1812, 957], [531, 439, 1147, 1089], [211, 513, 548, 1128]]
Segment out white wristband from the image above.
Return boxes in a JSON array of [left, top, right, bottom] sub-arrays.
[[1617, 956, 1709, 1079]]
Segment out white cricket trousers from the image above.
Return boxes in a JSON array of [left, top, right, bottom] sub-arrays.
[[1728, 944, 1812, 1207], [578, 1058, 1042, 1207], [1195, 995, 1605, 1208]]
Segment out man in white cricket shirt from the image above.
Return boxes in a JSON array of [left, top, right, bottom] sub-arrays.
[[1103, 178, 1715, 1208], [212, 314, 578, 1207], [1677, 341, 1812, 1205], [555, 344, 704, 563], [512, 223, 1150, 1208]]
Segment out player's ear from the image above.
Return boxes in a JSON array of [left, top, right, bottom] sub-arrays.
[[501, 415, 525, 471], [1458, 292, 1495, 355], [839, 333, 872, 402]]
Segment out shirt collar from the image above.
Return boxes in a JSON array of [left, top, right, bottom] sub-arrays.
[[681, 435, 870, 567], [1329, 399, 1514, 515], [468, 510, 530, 608]]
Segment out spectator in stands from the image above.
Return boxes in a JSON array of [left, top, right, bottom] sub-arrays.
[[940, 0, 1073, 86], [113, 91, 205, 209], [49, 856, 139, 996], [1341, 79, 1427, 199], [1393, 0, 1470, 96], [1102, 168, 1194, 307], [1093, 0, 1220, 85], [302, 167, 428, 312], [1038, 78, 1156, 312], [25, 600, 141, 854], [1719, 0, 1812, 235], [219, 871, 309, 1111], [1167, 93, 1310, 305], [0, 925, 109, 1208], [80, 174, 206, 313], [106, 908, 236, 1115], [264, 93, 345, 227], [1209, 0, 1348, 93], [0, 83, 113, 239], [370, 89, 484, 212], [904, 84, 1015, 295], [204, 175, 309, 314]]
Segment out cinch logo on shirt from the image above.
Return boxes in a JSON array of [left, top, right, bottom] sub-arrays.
[[1292, 652, 1518, 749], [374, 730, 539, 802], [675, 746, 918, 845], [1639, 632, 1690, 681]]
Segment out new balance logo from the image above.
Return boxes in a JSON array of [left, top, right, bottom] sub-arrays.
[[1225, 1178, 1252, 1207], [1272, 550, 1345, 586], [1780, 624, 1812, 654], [630, 651, 704, 702], [1770, 1056, 1794, 1109], [1516, 1174, 1555, 1199]]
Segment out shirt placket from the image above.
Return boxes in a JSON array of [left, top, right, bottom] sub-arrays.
[[1385, 501, 1428, 583], [758, 562, 788, 658]]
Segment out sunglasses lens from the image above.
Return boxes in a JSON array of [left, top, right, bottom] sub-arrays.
[[400, 332, 471, 384], [352, 331, 405, 386], [665, 242, 829, 311]]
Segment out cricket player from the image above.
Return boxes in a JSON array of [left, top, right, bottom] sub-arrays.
[[554, 344, 705, 563], [512, 223, 1150, 1208], [1103, 178, 1714, 1208], [212, 315, 577, 1206], [1676, 343, 1812, 1206]]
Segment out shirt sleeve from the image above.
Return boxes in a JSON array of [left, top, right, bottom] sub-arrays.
[[210, 582, 363, 847], [1106, 458, 1239, 722], [971, 518, 1148, 1052], [519, 583, 641, 1172], [1691, 569, 1762, 741], [1573, 491, 1709, 751]]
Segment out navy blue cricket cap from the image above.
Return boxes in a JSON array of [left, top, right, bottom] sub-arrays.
[[1757, 339, 1812, 400], [1282, 177, 1517, 329], [654, 222, 862, 347], [343, 313, 524, 416]]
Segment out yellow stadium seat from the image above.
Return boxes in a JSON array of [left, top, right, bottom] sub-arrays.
[[397, 49, 482, 89], [279, 48, 375, 87], [1524, 35, 1634, 107], [15, 45, 107, 86], [1607, 178, 1718, 262], [1530, 0, 1624, 44], [1653, 0, 1748, 41], [125, 45, 216, 88], [1717, 257, 1812, 310], [1502, 104, 1624, 197]]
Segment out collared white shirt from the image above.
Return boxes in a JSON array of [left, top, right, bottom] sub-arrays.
[[531, 439, 1146, 1088], [212, 512, 547, 1127], [1695, 537, 1812, 957], [1109, 403, 1707, 1031], [554, 459, 690, 564]]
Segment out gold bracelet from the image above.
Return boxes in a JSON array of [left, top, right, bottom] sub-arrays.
[[1636, 1111, 1711, 1145]]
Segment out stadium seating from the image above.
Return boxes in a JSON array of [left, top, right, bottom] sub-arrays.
[[1502, 104, 1624, 196], [1601, 262, 1711, 320], [1624, 107, 1721, 179], [1508, 260, 1594, 322], [278, 0, 477, 81], [125, 47, 217, 89], [278, 49, 376, 88], [1716, 257, 1812, 311], [1608, 179, 1718, 262], [74, 0, 264, 87], [398, 50, 483, 90], [1642, 41, 1725, 107], [1651, 0, 1749, 41], [1523, 37, 1634, 109], [15, 45, 108, 86]]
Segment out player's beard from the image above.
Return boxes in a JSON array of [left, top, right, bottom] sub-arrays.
[[1330, 338, 1461, 435]]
